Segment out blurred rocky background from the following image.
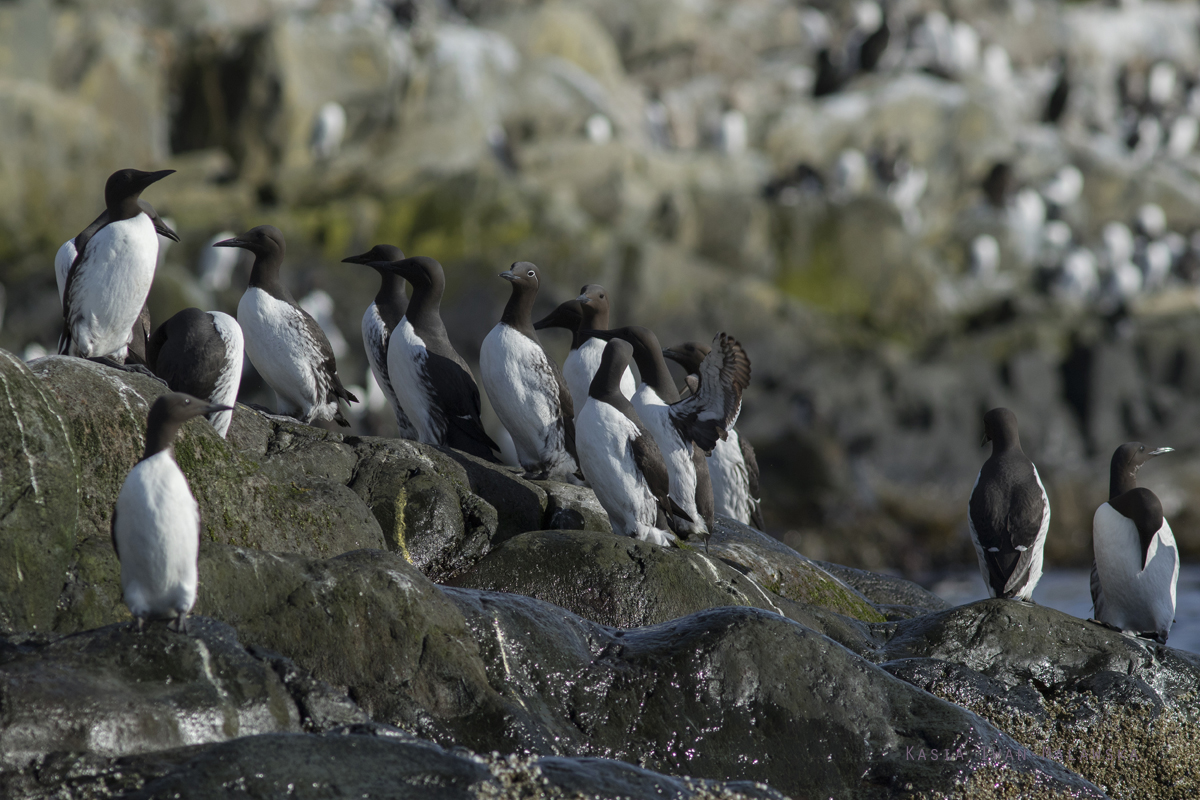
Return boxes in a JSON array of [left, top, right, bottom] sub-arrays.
[[2, 0, 1200, 582]]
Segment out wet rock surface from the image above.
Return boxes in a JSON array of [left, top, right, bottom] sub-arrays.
[[5, 350, 1200, 796]]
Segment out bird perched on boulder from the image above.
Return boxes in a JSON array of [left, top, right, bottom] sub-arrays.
[[356, 255, 498, 459], [576, 339, 685, 547], [663, 339, 762, 529], [216, 226, 357, 426], [481, 261, 580, 482], [533, 284, 635, 416], [967, 408, 1049, 601], [1091, 442, 1179, 643], [342, 244, 419, 440], [146, 308, 244, 438], [588, 327, 750, 546], [113, 393, 233, 633], [57, 169, 176, 363]]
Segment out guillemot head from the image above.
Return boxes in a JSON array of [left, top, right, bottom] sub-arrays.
[[366, 255, 444, 291], [533, 298, 584, 332], [342, 244, 405, 268], [499, 261, 541, 291], [213, 225, 286, 259], [143, 392, 235, 460], [662, 341, 711, 374], [980, 407, 1022, 450], [1111, 442, 1174, 479], [104, 168, 175, 211]]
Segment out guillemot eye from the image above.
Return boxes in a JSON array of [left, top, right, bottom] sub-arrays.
[[527, 270, 535, 277]]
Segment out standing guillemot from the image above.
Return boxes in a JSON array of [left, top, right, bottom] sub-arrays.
[[146, 308, 244, 438], [662, 340, 764, 530], [341, 244, 419, 440], [480, 262, 580, 482], [113, 393, 233, 633], [576, 339, 685, 547], [216, 226, 358, 426], [533, 287, 636, 416], [362, 256, 499, 460], [587, 327, 750, 544], [1091, 442, 1178, 643], [967, 408, 1050, 601], [57, 169, 176, 362]]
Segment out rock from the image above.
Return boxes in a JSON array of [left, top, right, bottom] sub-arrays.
[[0, 351, 78, 635], [440, 448, 548, 544], [532, 478, 613, 534], [1, 731, 789, 800], [0, 617, 301, 771], [814, 559, 951, 620], [881, 599, 1200, 799]]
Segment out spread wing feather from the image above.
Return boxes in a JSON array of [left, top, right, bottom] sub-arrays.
[[668, 332, 751, 454]]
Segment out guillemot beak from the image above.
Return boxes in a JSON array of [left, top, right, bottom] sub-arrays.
[[499, 271, 517, 282], [1147, 447, 1175, 458], [135, 169, 176, 190], [980, 432, 991, 447], [205, 404, 236, 414], [341, 251, 376, 265], [154, 218, 181, 243], [212, 237, 246, 249], [581, 329, 615, 341], [662, 348, 681, 363]]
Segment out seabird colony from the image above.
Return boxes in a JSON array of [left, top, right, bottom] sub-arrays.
[[50, 168, 1181, 642]]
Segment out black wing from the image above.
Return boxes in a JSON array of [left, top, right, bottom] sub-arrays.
[[968, 457, 1047, 597], [740, 435, 765, 529], [692, 443, 715, 533], [148, 311, 227, 398], [58, 211, 112, 355], [296, 308, 357, 426], [126, 305, 153, 366], [1090, 558, 1104, 619], [548, 349, 577, 462], [425, 352, 500, 460], [110, 507, 120, 562], [631, 429, 678, 532], [668, 333, 751, 455]]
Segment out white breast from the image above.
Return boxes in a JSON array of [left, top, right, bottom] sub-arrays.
[[565, 339, 636, 414], [386, 317, 439, 444], [362, 305, 417, 439], [481, 324, 575, 480], [55, 238, 76, 302], [1093, 503, 1179, 637], [708, 430, 753, 524], [576, 398, 669, 544], [114, 451, 200, 621], [66, 215, 159, 359], [238, 288, 322, 419], [632, 383, 703, 535], [206, 311, 244, 438]]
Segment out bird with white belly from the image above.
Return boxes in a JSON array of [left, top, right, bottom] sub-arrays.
[[215, 226, 358, 426], [481, 261, 580, 482], [1091, 442, 1179, 643], [113, 393, 233, 633], [58, 169, 176, 364], [146, 308, 244, 438]]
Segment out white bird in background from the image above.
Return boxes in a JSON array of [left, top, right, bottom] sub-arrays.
[[586, 113, 614, 145], [311, 101, 347, 161], [970, 234, 1001, 280], [198, 231, 242, 291]]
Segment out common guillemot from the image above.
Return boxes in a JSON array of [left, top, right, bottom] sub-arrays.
[[575, 338, 684, 547], [57, 169, 176, 362], [360, 255, 499, 460], [587, 326, 750, 545], [480, 261, 580, 482], [112, 392, 233, 633], [216, 226, 358, 426], [1091, 442, 1179, 643], [967, 408, 1050, 601], [663, 339, 764, 530], [341, 244, 419, 440], [532, 285, 635, 416], [146, 308, 244, 438]]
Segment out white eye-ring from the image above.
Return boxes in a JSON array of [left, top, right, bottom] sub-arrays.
[[527, 270, 535, 277]]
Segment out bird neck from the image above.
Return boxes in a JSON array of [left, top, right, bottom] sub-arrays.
[[142, 413, 182, 462], [500, 283, 538, 339], [632, 347, 679, 403], [248, 251, 293, 302], [404, 281, 444, 335], [374, 271, 408, 330], [1110, 463, 1138, 500], [578, 304, 609, 348]]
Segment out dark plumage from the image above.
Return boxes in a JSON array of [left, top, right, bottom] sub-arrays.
[[967, 408, 1049, 601]]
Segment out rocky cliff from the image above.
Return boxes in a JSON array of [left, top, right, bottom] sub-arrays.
[[0, 353, 1197, 798]]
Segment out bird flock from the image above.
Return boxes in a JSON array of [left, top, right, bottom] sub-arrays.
[[53, 167, 1180, 643], [53, 167, 755, 633]]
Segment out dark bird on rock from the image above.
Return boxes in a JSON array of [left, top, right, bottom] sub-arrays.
[[217, 226, 358, 426], [967, 408, 1050, 601], [342, 245, 419, 440], [663, 340, 763, 530], [1091, 442, 1178, 643], [146, 308, 244, 438], [112, 393, 233, 634], [57, 169, 176, 363], [360, 255, 499, 460], [481, 261, 580, 482], [576, 339, 686, 547]]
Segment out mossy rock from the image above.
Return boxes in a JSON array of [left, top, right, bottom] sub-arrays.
[[0, 350, 80, 634], [708, 517, 887, 623]]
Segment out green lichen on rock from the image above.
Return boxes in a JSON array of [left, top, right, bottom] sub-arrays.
[[0, 351, 79, 634]]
